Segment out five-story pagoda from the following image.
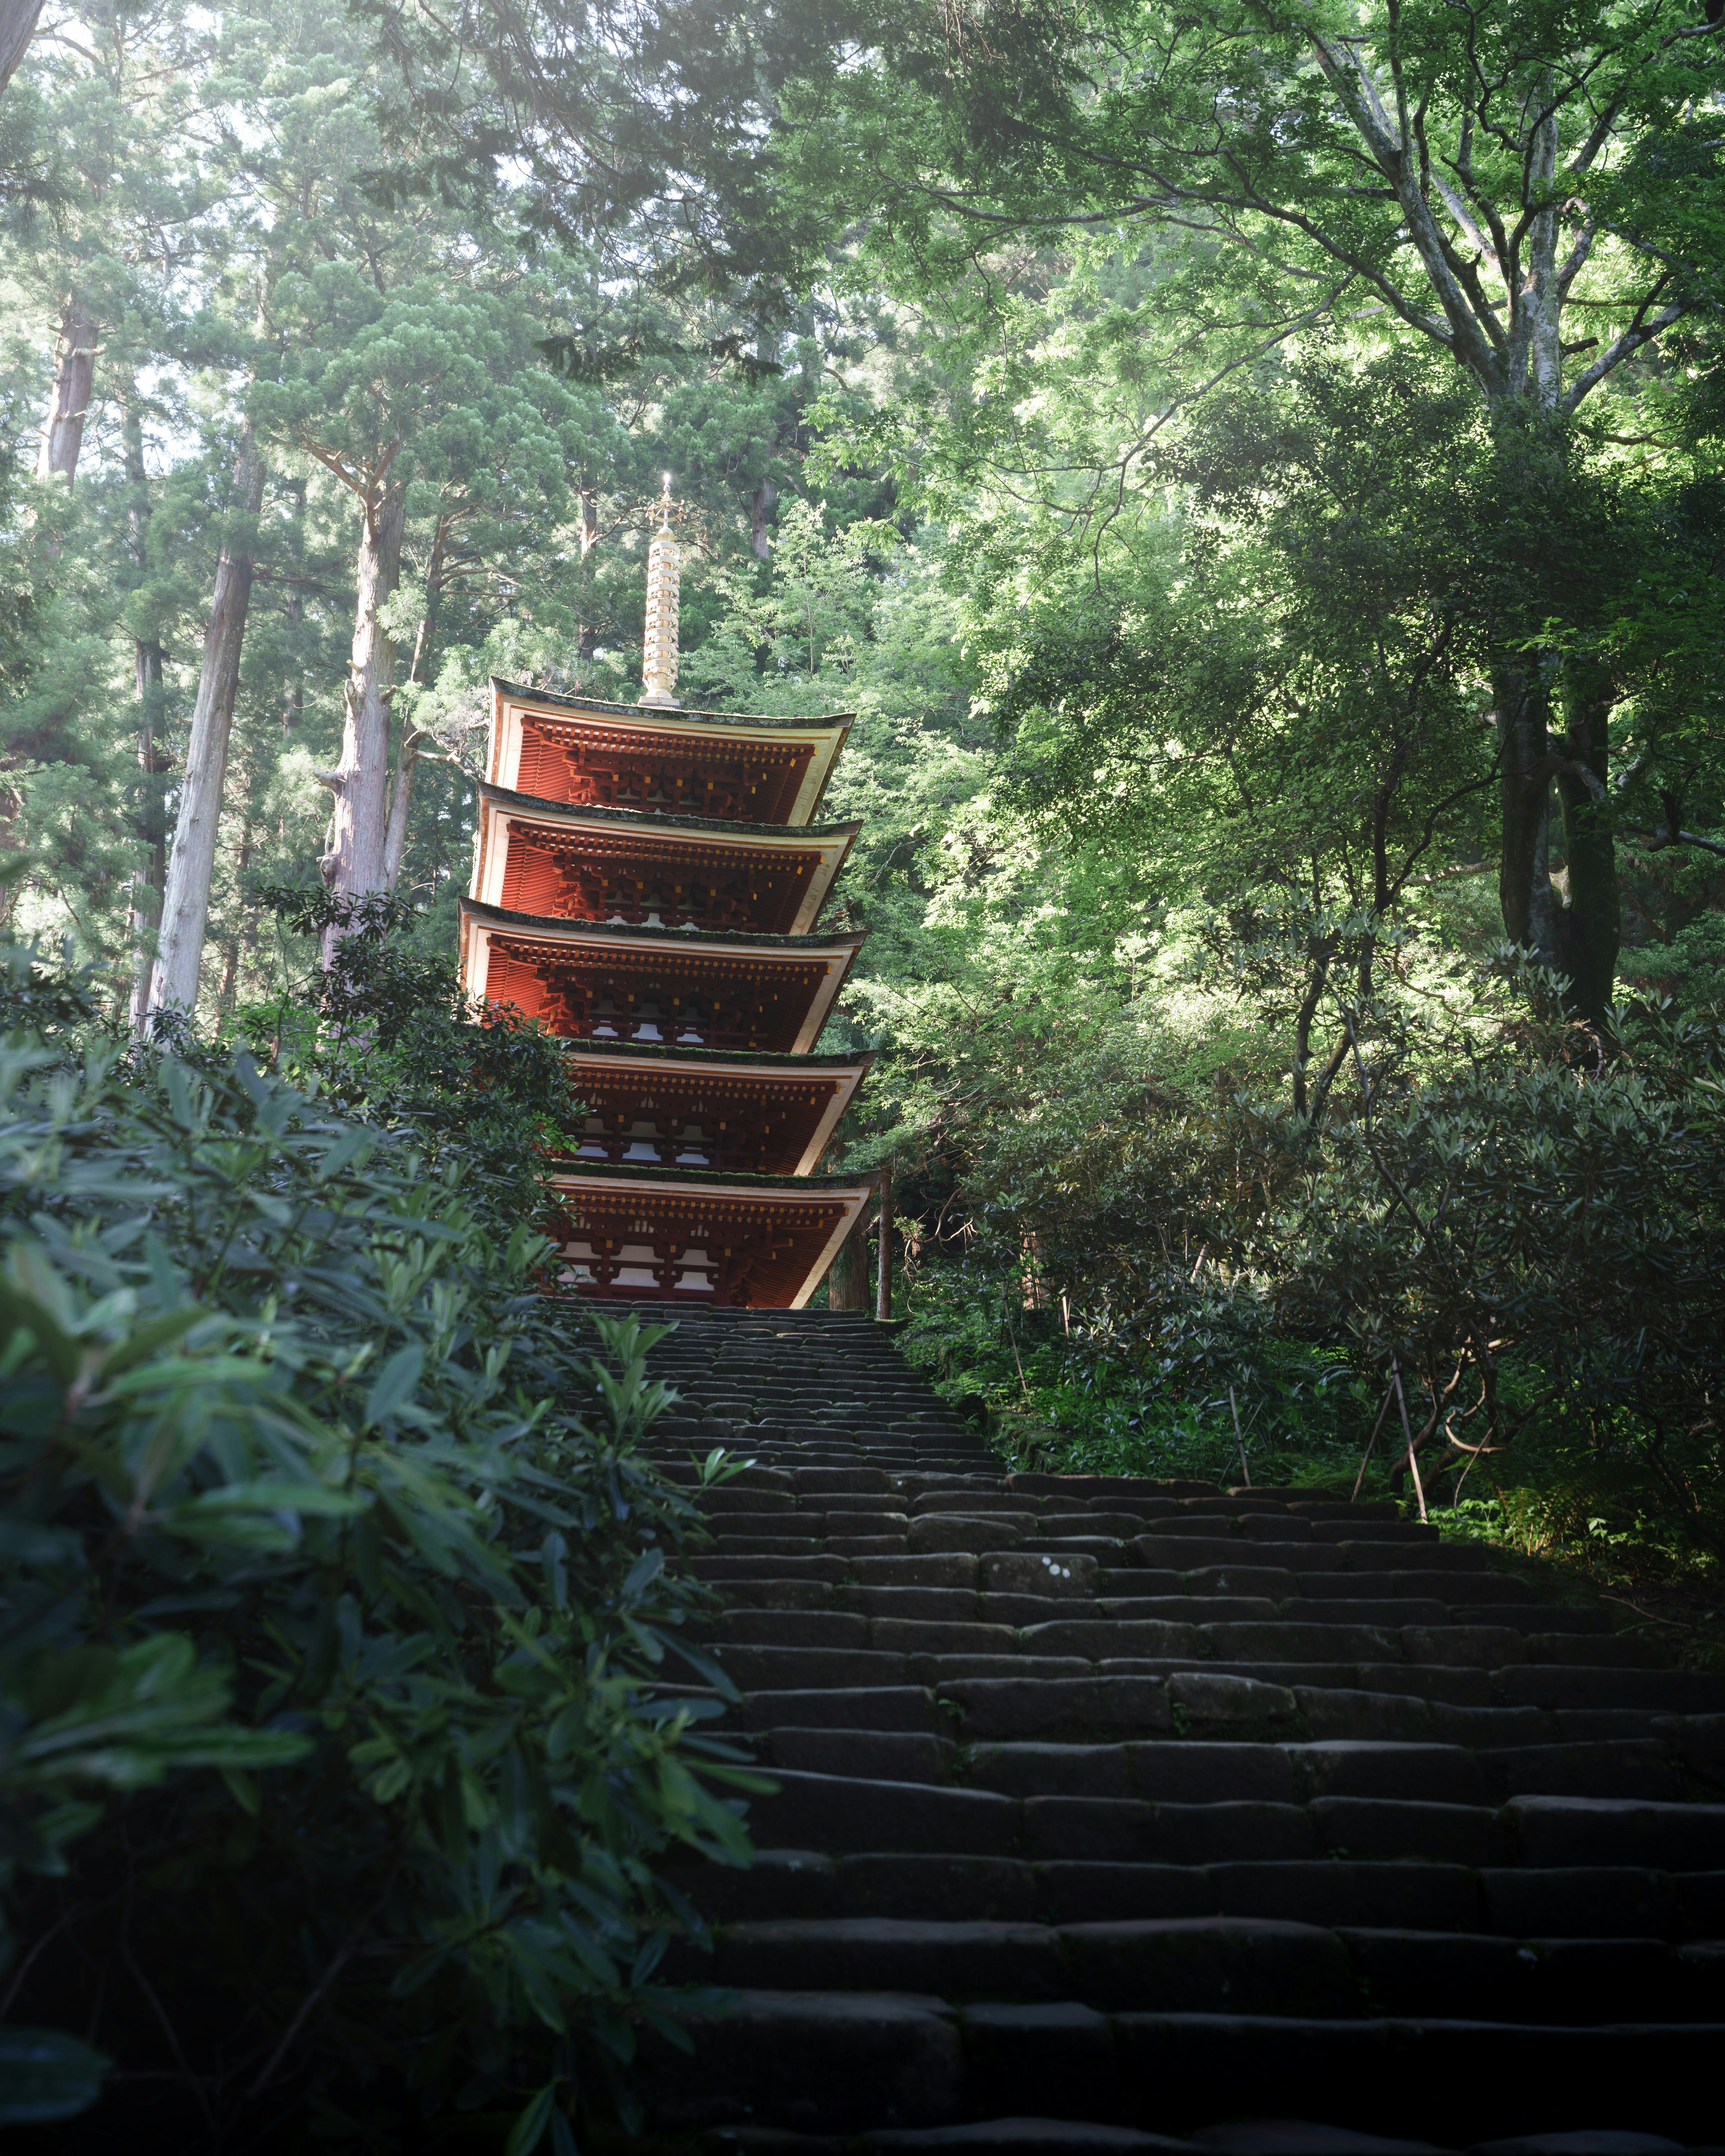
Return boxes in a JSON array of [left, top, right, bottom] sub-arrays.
[[459, 490, 875, 1306]]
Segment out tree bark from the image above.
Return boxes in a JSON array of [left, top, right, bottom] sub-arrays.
[[380, 515, 453, 893], [146, 428, 266, 1028], [281, 476, 305, 734], [217, 816, 253, 1023], [121, 391, 168, 1029], [36, 296, 98, 485], [875, 1159, 894, 1323], [1493, 658, 1560, 971], [381, 728, 428, 893], [751, 480, 776, 563], [1553, 658, 1620, 1027], [0, 0, 44, 97], [322, 481, 406, 915]]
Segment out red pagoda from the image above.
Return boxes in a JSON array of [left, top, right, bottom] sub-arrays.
[[460, 497, 874, 1306]]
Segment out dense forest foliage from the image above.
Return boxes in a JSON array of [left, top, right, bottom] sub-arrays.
[[2, 0, 1724, 2141]]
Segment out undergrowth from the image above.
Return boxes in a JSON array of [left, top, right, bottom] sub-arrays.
[[900, 1259, 1725, 1667]]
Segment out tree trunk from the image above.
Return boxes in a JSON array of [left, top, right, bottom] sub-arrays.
[[121, 391, 168, 1029], [827, 1214, 870, 1308], [875, 1159, 894, 1323], [380, 515, 452, 893], [322, 481, 406, 916], [281, 476, 305, 734], [36, 296, 98, 485], [217, 817, 253, 1023], [146, 428, 266, 1028], [1553, 658, 1620, 1027], [381, 728, 427, 892], [1493, 657, 1560, 970], [0, 0, 44, 97], [751, 480, 776, 563]]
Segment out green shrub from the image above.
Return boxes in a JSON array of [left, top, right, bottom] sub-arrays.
[[908, 971, 1725, 1566], [0, 939, 756, 2151]]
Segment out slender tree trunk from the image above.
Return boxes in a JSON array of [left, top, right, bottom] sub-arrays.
[[1554, 657, 1620, 1026], [36, 297, 98, 484], [146, 427, 266, 1028], [875, 1159, 895, 1323], [281, 476, 305, 734], [0, 0, 45, 97], [751, 480, 776, 563], [1492, 657, 1560, 970], [217, 816, 252, 1022], [127, 636, 167, 1026], [322, 480, 405, 918], [121, 392, 168, 1028]]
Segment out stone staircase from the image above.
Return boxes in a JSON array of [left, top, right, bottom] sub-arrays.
[[611, 1308, 1725, 2153]]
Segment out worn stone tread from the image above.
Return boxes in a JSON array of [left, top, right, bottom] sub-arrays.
[[597, 1307, 1720, 2146]]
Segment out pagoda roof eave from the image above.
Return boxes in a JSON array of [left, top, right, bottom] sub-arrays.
[[561, 1039, 874, 1073], [478, 780, 862, 846], [460, 899, 865, 1056], [546, 1164, 874, 1308], [557, 1043, 872, 1175], [549, 1162, 875, 1195], [492, 676, 855, 734], [460, 896, 866, 957]]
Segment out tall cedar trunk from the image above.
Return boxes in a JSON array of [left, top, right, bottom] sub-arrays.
[[0, 0, 44, 96], [1554, 658, 1620, 1025], [36, 296, 97, 484], [1492, 657, 1560, 970], [146, 428, 265, 1025], [121, 393, 168, 1028], [323, 482, 406, 921]]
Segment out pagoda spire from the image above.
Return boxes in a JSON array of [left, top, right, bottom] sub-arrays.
[[640, 475, 681, 709]]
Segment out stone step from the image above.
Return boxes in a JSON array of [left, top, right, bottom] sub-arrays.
[[671, 1912, 1725, 2023], [672, 1843, 1725, 1938], [743, 1761, 1715, 1857], [633, 1993, 1725, 2141], [615, 1312, 1718, 2145]]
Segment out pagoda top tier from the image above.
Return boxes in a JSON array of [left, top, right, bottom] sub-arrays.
[[487, 678, 854, 826]]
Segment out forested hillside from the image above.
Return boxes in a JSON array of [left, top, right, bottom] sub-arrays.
[[2, 0, 1724, 2136]]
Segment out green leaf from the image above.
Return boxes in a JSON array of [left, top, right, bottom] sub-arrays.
[[365, 1344, 425, 1428], [0, 1517, 84, 1566], [0, 2028, 112, 2124], [504, 2082, 558, 2156], [98, 1302, 209, 1378], [174, 1480, 366, 1520], [220, 1767, 261, 1815]]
